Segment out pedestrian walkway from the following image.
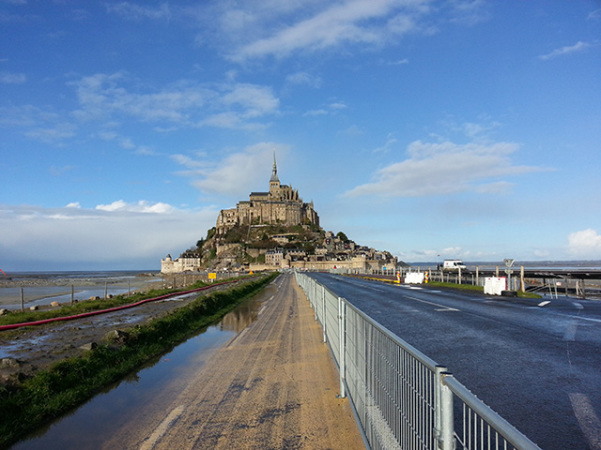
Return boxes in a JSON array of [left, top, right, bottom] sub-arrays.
[[107, 273, 364, 449]]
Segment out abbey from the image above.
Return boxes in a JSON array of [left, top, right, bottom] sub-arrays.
[[161, 156, 398, 274], [215, 156, 319, 236]]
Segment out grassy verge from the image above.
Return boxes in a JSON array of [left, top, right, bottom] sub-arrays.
[[426, 281, 541, 298], [347, 275, 541, 299], [0, 273, 277, 448]]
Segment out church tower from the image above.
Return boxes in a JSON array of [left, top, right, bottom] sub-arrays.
[[269, 153, 280, 193]]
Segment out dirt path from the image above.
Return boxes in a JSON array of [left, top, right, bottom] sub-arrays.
[[104, 273, 364, 450]]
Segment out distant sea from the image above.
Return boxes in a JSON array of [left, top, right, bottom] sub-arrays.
[[0, 270, 162, 310], [408, 260, 601, 270]]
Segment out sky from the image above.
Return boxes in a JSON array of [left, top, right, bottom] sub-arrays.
[[1, 0, 600, 271]]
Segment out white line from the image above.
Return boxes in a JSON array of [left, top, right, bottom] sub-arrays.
[[563, 322, 578, 341], [406, 295, 459, 312], [569, 393, 601, 449], [140, 405, 185, 450]]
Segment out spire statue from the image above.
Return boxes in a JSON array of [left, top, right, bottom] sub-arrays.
[[270, 152, 279, 183]]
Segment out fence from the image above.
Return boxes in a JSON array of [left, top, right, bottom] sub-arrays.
[[295, 272, 540, 450]]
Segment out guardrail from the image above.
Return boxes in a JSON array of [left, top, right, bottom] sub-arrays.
[[295, 272, 541, 450]]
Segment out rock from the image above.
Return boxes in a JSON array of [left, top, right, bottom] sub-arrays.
[[50, 301, 60, 307], [104, 329, 131, 345], [29, 305, 38, 311], [0, 372, 29, 387], [79, 342, 97, 351], [90, 296, 100, 300], [1, 358, 22, 368], [0, 308, 9, 316]]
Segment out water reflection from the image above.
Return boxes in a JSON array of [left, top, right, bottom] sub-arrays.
[[12, 286, 274, 450]]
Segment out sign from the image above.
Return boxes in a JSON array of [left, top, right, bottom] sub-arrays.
[[208, 272, 217, 280]]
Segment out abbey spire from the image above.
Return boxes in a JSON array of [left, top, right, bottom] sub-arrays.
[[269, 152, 280, 191]]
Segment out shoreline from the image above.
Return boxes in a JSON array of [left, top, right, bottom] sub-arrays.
[[0, 274, 165, 309]]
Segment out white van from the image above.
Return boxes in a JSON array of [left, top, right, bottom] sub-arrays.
[[442, 259, 467, 271]]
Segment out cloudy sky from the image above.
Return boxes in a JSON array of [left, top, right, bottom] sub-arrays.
[[1, 1, 600, 271]]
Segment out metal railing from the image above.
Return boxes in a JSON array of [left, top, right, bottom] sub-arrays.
[[295, 273, 541, 450]]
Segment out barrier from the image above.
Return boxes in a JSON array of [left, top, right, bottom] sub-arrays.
[[295, 272, 540, 450]]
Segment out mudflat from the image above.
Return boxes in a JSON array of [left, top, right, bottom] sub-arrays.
[[104, 273, 364, 449]]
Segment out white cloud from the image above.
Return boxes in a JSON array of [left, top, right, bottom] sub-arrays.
[[372, 133, 397, 153], [567, 229, 601, 259], [105, 2, 171, 21], [71, 73, 279, 130], [24, 122, 77, 144], [0, 71, 26, 84], [285, 71, 322, 88], [303, 100, 347, 117], [173, 142, 289, 198], [346, 139, 548, 197], [225, 0, 431, 61], [221, 83, 280, 118], [0, 203, 217, 270], [95, 200, 175, 214], [539, 41, 592, 60], [588, 9, 601, 21], [0, 105, 77, 144]]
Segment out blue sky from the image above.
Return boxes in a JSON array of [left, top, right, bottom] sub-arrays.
[[1, 1, 600, 271]]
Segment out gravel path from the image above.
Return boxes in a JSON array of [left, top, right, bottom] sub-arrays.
[[102, 273, 364, 449]]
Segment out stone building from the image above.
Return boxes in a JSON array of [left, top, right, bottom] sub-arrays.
[[161, 253, 201, 273], [216, 156, 319, 236]]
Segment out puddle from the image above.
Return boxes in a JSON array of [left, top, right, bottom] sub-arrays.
[[12, 285, 276, 449]]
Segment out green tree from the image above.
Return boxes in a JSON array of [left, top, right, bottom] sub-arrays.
[[336, 231, 349, 242]]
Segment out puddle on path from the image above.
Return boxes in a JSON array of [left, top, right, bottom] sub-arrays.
[[12, 284, 276, 450]]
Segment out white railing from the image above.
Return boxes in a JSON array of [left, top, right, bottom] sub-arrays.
[[295, 273, 540, 450]]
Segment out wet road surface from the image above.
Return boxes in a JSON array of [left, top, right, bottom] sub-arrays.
[[309, 273, 601, 450]]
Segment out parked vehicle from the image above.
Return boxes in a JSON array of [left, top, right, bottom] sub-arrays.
[[441, 259, 467, 271]]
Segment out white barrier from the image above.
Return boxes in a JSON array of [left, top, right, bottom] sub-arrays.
[[484, 277, 507, 295], [404, 272, 425, 284]]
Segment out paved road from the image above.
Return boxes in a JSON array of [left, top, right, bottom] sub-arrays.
[[309, 273, 601, 450], [103, 273, 364, 449]]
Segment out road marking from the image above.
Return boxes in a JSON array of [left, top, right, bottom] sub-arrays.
[[406, 296, 459, 312], [140, 405, 185, 450], [563, 322, 578, 341], [569, 393, 601, 449]]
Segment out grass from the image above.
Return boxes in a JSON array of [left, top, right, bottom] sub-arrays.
[[0, 273, 277, 448], [346, 275, 541, 299], [426, 281, 541, 298]]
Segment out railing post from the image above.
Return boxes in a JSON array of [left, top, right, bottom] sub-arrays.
[[434, 366, 448, 445], [322, 285, 327, 343], [338, 296, 346, 398], [439, 372, 456, 450]]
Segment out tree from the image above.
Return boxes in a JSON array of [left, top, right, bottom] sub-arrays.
[[336, 231, 349, 242]]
